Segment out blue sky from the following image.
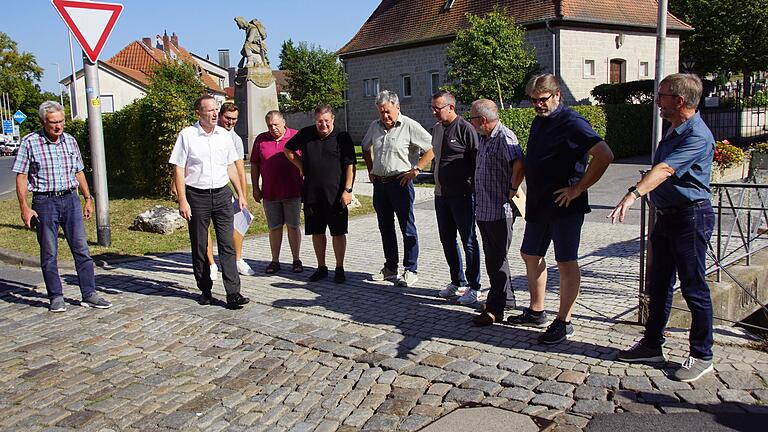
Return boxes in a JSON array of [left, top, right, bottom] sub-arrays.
[[4, 0, 380, 93]]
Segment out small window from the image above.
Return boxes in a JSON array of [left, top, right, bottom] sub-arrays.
[[430, 72, 440, 95], [100, 94, 115, 113], [372, 78, 380, 95], [363, 79, 372, 97], [639, 61, 650, 78], [402, 75, 412, 98], [583, 59, 596, 77]]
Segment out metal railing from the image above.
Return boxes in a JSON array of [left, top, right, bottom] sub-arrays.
[[638, 181, 768, 331]]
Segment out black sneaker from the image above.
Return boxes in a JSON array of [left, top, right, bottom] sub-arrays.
[[617, 341, 667, 363], [334, 267, 346, 284], [538, 319, 574, 344], [226, 293, 250, 310], [197, 291, 213, 306], [309, 266, 329, 282], [506, 307, 548, 328]]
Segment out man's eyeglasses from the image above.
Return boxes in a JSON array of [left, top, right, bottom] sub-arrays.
[[657, 93, 679, 98], [431, 104, 450, 112], [222, 115, 239, 122], [467, 115, 482, 121], [529, 94, 554, 104]]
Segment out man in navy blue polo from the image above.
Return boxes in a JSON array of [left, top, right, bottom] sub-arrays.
[[507, 74, 614, 344], [611, 73, 716, 383]]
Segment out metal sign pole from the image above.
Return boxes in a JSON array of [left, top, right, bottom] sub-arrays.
[[68, 31, 79, 119], [82, 52, 111, 246]]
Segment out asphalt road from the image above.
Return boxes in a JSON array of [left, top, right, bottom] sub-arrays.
[[0, 156, 16, 200]]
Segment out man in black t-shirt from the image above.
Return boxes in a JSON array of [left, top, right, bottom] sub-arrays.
[[284, 104, 356, 283]]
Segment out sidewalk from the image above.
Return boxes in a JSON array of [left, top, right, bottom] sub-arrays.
[[1, 161, 767, 431]]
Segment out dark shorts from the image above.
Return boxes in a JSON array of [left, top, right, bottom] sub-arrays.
[[520, 213, 584, 262], [304, 201, 348, 236]]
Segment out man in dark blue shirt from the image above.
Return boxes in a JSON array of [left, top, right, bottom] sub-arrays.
[[507, 74, 614, 345], [611, 73, 716, 383]]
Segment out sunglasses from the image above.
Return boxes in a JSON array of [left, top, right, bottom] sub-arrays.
[[529, 94, 555, 104]]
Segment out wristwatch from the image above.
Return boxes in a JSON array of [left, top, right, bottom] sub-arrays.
[[628, 186, 641, 199], [344, 187, 353, 193], [412, 166, 421, 173]]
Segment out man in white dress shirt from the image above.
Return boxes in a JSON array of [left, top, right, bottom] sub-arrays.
[[169, 95, 250, 309]]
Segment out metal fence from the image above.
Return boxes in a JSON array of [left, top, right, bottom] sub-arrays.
[[700, 81, 768, 146], [637, 181, 768, 332]]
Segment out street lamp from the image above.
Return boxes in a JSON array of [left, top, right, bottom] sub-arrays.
[[681, 56, 696, 73], [52, 62, 64, 107]]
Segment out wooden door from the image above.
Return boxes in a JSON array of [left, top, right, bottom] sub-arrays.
[[610, 60, 623, 83]]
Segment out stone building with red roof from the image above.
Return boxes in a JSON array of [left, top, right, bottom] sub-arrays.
[[61, 32, 228, 119], [337, 0, 691, 139]]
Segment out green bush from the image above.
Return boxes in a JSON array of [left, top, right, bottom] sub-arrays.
[[591, 79, 717, 105], [498, 104, 653, 158], [67, 61, 202, 198], [67, 95, 195, 198]]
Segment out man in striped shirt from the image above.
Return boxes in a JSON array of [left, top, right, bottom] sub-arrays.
[[468, 99, 525, 326], [12, 101, 112, 312]]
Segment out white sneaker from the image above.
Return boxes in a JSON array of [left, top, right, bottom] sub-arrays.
[[397, 270, 419, 287], [438, 283, 466, 298], [237, 259, 255, 276], [209, 263, 219, 281], [458, 289, 481, 305]]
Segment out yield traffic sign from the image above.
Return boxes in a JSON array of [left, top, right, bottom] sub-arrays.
[[51, 0, 124, 63], [13, 110, 27, 124]]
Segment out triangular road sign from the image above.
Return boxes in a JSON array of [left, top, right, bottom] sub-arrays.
[[51, 0, 123, 63]]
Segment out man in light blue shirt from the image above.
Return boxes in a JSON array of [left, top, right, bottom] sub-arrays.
[[611, 73, 716, 383]]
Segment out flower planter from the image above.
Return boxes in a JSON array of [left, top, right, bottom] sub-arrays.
[[712, 159, 749, 183]]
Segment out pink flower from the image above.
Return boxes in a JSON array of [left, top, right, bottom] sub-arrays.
[[722, 139, 730, 145]]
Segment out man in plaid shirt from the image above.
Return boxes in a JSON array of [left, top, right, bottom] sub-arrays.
[[12, 101, 112, 312], [468, 99, 525, 327]]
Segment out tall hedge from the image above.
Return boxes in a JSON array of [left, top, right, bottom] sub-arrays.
[[497, 104, 654, 158], [66, 93, 195, 197]]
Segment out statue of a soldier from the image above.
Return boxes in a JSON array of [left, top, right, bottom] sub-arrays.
[[235, 16, 269, 69]]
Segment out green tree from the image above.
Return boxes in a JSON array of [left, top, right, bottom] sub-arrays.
[[278, 40, 346, 112], [671, 0, 768, 94], [146, 60, 207, 111], [445, 8, 539, 106], [0, 32, 47, 135]]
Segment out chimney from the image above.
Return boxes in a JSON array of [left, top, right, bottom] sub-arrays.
[[155, 35, 163, 50], [171, 32, 179, 48], [218, 49, 230, 69], [162, 31, 171, 54], [142, 37, 151, 47]]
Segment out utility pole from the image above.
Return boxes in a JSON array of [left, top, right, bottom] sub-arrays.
[[68, 31, 79, 119], [52, 63, 64, 107], [82, 52, 111, 246]]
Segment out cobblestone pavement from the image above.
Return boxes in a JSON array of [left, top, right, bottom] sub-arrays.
[[2, 193, 768, 430]]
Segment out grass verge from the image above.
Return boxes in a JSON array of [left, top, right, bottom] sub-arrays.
[[0, 186, 374, 262]]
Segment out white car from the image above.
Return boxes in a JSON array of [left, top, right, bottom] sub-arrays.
[[1, 141, 19, 156]]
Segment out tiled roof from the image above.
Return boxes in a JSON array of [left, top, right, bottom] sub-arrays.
[[338, 0, 691, 56], [106, 38, 224, 94]]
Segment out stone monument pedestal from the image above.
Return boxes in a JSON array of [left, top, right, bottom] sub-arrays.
[[234, 66, 278, 155]]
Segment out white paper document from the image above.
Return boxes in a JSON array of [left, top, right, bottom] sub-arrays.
[[233, 203, 253, 236]]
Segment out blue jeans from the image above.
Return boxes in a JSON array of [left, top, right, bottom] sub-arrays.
[[373, 181, 418, 272], [435, 194, 480, 289], [642, 201, 715, 360], [32, 192, 96, 299]]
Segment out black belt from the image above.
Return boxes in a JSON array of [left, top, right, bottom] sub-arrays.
[[33, 187, 76, 197], [372, 173, 404, 183], [186, 185, 228, 194], [656, 199, 707, 216]]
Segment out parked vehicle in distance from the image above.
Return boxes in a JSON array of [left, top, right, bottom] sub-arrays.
[[1, 141, 19, 156]]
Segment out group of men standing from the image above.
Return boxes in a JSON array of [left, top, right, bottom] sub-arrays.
[[13, 71, 718, 382], [424, 75, 614, 349]]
